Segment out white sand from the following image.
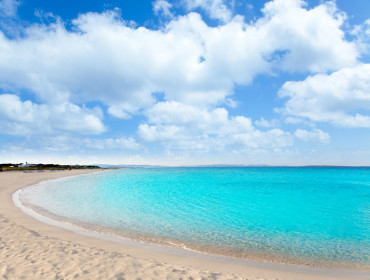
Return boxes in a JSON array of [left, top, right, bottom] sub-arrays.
[[0, 170, 368, 280]]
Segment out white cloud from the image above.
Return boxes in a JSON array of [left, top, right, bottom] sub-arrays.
[[0, 94, 105, 135], [139, 124, 181, 142], [107, 105, 134, 120], [183, 0, 233, 23], [255, 117, 280, 128], [279, 63, 370, 127], [0, 0, 357, 121], [352, 19, 370, 55], [294, 128, 330, 144], [0, 0, 367, 162], [5, 135, 140, 154], [144, 101, 254, 134], [259, 0, 357, 72], [83, 137, 141, 150], [138, 101, 293, 152], [153, 0, 173, 18], [0, 0, 20, 17]]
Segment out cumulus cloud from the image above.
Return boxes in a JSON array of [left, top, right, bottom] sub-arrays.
[[352, 19, 370, 55], [144, 101, 254, 134], [0, 0, 366, 161], [83, 137, 141, 150], [259, 0, 356, 72], [0, 0, 20, 17], [153, 0, 173, 18], [255, 117, 280, 128], [183, 0, 233, 23], [294, 128, 330, 144], [0, 135, 141, 159], [278, 64, 370, 127], [0, 94, 105, 135], [138, 101, 293, 152], [0, 0, 357, 120]]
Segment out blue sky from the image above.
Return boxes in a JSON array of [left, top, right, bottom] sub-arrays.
[[0, 0, 369, 166]]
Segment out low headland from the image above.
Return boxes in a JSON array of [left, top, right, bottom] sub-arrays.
[[0, 163, 101, 172]]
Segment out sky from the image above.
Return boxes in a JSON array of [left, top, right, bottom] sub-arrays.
[[0, 0, 369, 166]]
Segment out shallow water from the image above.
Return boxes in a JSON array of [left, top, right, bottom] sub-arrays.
[[19, 167, 370, 269]]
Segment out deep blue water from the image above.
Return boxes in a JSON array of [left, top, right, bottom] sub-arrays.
[[19, 167, 370, 268]]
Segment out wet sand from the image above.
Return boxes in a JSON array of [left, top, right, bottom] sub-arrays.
[[0, 170, 368, 279]]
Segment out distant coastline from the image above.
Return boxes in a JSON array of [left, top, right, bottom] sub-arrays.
[[97, 164, 370, 168], [2, 163, 370, 172], [0, 163, 101, 172]]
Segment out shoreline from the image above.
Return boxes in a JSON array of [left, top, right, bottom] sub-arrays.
[[14, 184, 369, 272], [1, 170, 368, 279]]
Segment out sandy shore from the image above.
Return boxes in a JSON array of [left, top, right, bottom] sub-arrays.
[[0, 170, 368, 280]]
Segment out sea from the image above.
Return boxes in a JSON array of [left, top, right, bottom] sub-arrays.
[[17, 167, 370, 269]]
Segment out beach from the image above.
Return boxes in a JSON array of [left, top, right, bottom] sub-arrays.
[[0, 170, 368, 280]]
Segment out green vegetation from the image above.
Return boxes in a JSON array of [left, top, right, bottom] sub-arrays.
[[0, 163, 101, 171]]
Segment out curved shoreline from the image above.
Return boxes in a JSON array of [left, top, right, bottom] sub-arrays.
[[1, 170, 368, 279], [14, 183, 369, 271]]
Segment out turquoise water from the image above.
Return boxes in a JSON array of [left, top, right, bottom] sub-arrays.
[[19, 167, 370, 268]]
